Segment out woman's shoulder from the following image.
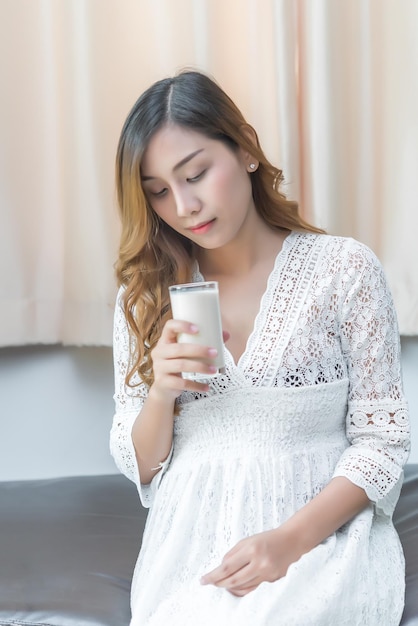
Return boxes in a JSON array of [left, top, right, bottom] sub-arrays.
[[115, 283, 127, 305], [293, 231, 382, 270]]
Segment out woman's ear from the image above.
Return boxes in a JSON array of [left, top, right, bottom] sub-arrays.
[[239, 124, 259, 172]]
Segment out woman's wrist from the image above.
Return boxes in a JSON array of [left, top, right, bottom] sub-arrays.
[[147, 384, 177, 414], [274, 516, 315, 561]]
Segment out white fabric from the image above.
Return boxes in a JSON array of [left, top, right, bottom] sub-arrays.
[[110, 232, 410, 626]]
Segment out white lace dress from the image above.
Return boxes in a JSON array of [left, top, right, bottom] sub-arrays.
[[110, 232, 410, 626]]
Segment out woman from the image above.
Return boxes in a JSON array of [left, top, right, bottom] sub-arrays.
[[110, 69, 410, 625]]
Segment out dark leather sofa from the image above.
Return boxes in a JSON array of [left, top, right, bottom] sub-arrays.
[[1, 465, 417, 626]]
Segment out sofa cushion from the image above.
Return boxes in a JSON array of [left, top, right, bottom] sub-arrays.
[[394, 464, 418, 626], [0, 467, 417, 626], [0, 474, 145, 626]]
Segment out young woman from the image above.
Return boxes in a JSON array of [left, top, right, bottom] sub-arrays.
[[110, 69, 410, 625]]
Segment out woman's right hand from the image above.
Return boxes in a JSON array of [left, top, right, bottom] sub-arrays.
[[149, 319, 221, 402], [132, 322, 228, 483]]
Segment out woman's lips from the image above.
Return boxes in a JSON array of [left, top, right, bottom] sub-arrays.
[[188, 219, 215, 235]]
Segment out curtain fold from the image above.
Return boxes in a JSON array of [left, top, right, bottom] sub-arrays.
[[0, 0, 416, 345]]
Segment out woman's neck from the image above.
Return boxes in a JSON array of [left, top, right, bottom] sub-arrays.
[[196, 225, 289, 279]]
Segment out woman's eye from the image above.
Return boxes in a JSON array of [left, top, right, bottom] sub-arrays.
[[187, 170, 206, 183], [150, 188, 167, 198]]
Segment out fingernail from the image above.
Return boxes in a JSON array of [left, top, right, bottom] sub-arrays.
[[208, 348, 218, 356], [208, 365, 217, 373], [189, 324, 199, 333]]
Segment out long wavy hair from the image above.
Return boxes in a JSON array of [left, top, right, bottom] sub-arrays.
[[115, 69, 324, 390]]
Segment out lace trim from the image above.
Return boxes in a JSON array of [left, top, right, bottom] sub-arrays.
[[241, 233, 326, 386]]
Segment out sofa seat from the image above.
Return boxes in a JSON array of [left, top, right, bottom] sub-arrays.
[[0, 466, 417, 626], [0, 474, 145, 626]]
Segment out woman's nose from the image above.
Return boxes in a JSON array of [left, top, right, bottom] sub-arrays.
[[173, 187, 201, 217]]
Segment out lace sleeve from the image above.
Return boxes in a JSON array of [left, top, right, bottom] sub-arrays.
[[332, 241, 410, 516], [109, 287, 172, 508]]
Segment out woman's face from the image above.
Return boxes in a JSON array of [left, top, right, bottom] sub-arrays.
[[140, 124, 257, 251]]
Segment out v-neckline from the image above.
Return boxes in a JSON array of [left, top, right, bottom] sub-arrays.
[[193, 231, 295, 369]]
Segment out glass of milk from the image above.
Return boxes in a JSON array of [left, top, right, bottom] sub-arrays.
[[168, 281, 225, 379]]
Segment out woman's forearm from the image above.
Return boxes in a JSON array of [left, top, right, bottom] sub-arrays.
[[131, 386, 176, 484], [280, 476, 370, 555]]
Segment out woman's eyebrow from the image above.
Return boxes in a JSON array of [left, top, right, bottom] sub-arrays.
[[141, 149, 204, 181]]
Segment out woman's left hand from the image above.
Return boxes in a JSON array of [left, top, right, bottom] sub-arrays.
[[200, 527, 304, 596]]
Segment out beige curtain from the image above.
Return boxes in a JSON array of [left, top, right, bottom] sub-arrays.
[[293, 0, 418, 335], [0, 0, 417, 346]]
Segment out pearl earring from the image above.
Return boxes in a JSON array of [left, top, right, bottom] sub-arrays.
[[249, 163, 256, 170]]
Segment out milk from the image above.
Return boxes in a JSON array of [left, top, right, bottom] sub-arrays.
[[169, 281, 225, 378]]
